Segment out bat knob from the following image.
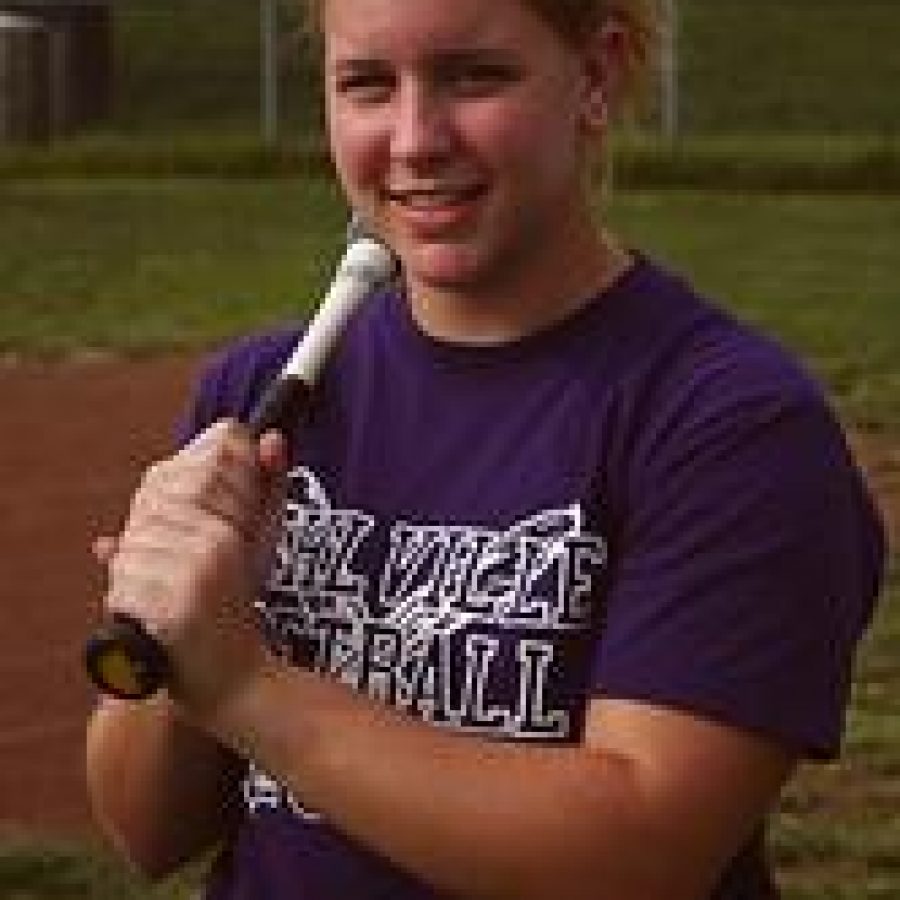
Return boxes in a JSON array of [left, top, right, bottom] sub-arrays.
[[85, 613, 170, 700]]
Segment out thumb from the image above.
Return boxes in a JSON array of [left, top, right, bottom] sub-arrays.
[[254, 430, 289, 580]]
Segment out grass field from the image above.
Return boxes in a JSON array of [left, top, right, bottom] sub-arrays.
[[773, 570, 900, 899], [1, 177, 897, 429]]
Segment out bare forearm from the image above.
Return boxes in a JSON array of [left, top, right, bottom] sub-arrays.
[[86, 695, 242, 879], [206, 668, 704, 900]]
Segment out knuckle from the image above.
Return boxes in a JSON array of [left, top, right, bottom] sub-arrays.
[[192, 426, 253, 484], [204, 511, 245, 546], [138, 459, 167, 492], [219, 424, 255, 467], [210, 436, 237, 470], [204, 418, 247, 449]]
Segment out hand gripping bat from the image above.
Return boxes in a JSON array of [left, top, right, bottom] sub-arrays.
[[84, 225, 397, 700]]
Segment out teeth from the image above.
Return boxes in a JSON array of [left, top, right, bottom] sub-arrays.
[[406, 193, 460, 207], [390, 187, 481, 207]]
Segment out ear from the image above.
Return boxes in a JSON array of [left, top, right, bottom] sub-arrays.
[[578, 18, 629, 134]]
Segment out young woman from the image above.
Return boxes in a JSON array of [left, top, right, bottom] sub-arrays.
[[86, 0, 886, 897]]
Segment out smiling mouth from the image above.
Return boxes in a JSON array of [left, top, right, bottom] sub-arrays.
[[386, 186, 487, 209]]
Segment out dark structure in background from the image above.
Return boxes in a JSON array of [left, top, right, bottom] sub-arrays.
[[0, 1, 112, 141]]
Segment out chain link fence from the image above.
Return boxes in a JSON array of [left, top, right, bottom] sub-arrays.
[[1, 0, 897, 143], [669, 0, 899, 136]]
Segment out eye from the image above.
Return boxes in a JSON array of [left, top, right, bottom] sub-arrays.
[[333, 71, 395, 104], [442, 61, 521, 98]]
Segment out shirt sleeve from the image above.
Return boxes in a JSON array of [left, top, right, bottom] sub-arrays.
[[591, 348, 886, 759]]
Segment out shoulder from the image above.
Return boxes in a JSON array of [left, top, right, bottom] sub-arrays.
[[594, 262, 886, 757], [618, 262, 878, 558], [582, 256, 819, 418], [615, 258, 832, 460], [588, 258, 842, 511]]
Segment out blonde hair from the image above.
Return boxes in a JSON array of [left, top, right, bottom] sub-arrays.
[[524, 1, 658, 102], [299, 0, 658, 106]]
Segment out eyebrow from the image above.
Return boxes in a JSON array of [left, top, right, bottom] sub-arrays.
[[330, 47, 521, 74]]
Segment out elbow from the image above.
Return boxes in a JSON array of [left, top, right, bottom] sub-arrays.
[[87, 775, 223, 884], [106, 842, 179, 884], [85, 709, 218, 882], [87, 789, 200, 883], [117, 835, 203, 884]]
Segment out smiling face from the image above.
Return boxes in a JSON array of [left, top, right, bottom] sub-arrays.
[[322, 0, 611, 319]]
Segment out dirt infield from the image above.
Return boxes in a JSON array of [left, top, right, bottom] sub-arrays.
[[0, 355, 896, 839], [0, 354, 199, 836]]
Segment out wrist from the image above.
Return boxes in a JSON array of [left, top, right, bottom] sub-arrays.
[[197, 652, 300, 764]]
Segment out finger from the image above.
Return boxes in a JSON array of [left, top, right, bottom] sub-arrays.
[[199, 424, 273, 527], [130, 480, 259, 545], [133, 432, 266, 538], [188, 417, 252, 451], [257, 430, 288, 475], [257, 430, 289, 525]]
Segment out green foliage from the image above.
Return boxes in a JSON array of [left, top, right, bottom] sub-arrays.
[[677, 0, 900, 135], [772, 575, 900, 897], [0, 831, 201, 898], [2, 133, 899, 193], [14, 0, 898, 138], [110, 0, 319, 133], [0, 132, 331, 179], [611, 134, 900, 194], [3, 2, 899, 190]]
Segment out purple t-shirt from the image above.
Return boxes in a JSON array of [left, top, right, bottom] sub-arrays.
[[184, 256, 885, 899]]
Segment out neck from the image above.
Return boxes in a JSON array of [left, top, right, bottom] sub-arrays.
[[404, 212, 632, 346]]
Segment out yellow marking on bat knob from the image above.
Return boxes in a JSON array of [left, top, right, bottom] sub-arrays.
[[98, 647, 144, 697]]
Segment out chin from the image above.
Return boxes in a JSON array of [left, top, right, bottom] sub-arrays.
[[401, 241, 492, 289]]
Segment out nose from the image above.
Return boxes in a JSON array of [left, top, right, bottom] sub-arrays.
[[391, 80, 457, 167]]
